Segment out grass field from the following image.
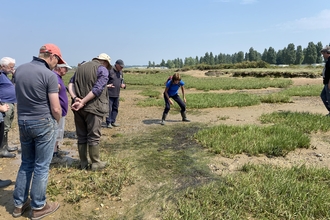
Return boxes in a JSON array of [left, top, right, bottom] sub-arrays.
[[48, 67, 330, 219]]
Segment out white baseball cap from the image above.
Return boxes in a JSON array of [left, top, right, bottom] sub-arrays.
[[57, 63, 72, 69]]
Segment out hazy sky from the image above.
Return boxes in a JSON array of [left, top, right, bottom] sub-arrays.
[[1, 0, 329, 66]]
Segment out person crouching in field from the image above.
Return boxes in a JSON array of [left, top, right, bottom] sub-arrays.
[[160, 73, 190, 125], [320, 45, 330, 116]]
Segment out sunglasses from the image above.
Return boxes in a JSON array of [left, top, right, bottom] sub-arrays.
[[53, 54, 60, 61]]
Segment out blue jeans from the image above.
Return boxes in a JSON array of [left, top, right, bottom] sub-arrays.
[[13, 118, 57, 209], [320, 85, 330, 112], [106, 97, 119, 124]]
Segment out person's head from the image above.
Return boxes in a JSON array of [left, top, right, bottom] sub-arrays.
[[320, 45, 330, 60], [171, 73, 181, 84], [39, 43, 65, 70], [0, 57, 15, 74], [54, 63, 72, 77], [115, 59, 125, 71], [92, 53, 111, 69]]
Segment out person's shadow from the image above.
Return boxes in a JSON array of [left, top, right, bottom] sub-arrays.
[[142, 119, 181, 125], [0, 182, 30, 218]]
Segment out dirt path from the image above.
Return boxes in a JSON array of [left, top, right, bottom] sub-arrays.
[[0, 74, 328, 219]]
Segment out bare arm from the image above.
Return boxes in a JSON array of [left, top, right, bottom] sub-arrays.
[[68, 82, 77, 99], [48, 93, 61, 123], [181, 86, 186, 103], [164, 87, 173, 105]]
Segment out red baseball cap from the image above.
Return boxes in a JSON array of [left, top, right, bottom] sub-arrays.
[[39, 43, 65, 64]]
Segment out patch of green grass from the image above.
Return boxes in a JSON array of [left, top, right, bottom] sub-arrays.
[[194, 124, 310, 157], [139, 89, 162, 98], [124, 73, 293, 91], [186, 76, 293, 91], [279, 84, 322, 97], [260, 93, 292, 103], [47, 154, 134, 204], [259, 111, 330, 133], [162, 164, 330, 219], [138, 93, 261, 108]]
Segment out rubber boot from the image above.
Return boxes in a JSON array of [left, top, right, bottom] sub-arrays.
[[181, 112, 190, 122], [160, 113, 167, 125], [89, 145, 106, 171], [0, 132, 16, 158], [2, 132, 18, 152], [78, 143, 88, 169]]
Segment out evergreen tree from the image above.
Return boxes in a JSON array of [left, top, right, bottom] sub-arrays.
[[166, 60, 174, 69], [237, 51, 244, 63], [295, 45, 304, 65], [160, 59, 166, 67], [203, 52, 210, 64], [285, 43, 296, 64], [304, 42, 317, 64], [210, 52, 215, 65], [316, 41, 323, 63], [276, 50, 284, 64], [266, 47, 276, 64], [261, 49, 268, 62], [248, 47, 257, 61]]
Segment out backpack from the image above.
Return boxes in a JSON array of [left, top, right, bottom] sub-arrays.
[[164, 75, 172, 85]]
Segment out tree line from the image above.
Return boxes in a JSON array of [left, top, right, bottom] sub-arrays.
[[148, 41, 329, 69]]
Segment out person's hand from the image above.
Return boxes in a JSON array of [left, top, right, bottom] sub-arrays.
[[73, 97, 82, 103], [107, 84, 115, 88], [183, 97, 187, 103], [169, 99, 173, 105], [121, 83, 126, 89], [71, 102, 84, 111]]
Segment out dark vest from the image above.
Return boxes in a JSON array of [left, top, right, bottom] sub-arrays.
[[74, 60, 109, 117]]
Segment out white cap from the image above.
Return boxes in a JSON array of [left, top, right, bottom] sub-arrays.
[[57, 63, 72, 69]]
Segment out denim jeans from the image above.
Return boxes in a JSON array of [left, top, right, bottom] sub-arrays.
[[13, 118, 57, 209], [320, 85, 330, 112], [106, 97, 119, 124]]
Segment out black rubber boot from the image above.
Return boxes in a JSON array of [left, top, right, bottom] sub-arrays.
[[160, 113, 167, 125], [2, 132, 18, 152], [181, 112, 190, 122]]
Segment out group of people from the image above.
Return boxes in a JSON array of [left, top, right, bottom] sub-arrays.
[[0, 41, 192, 219], [0, 43, 129, 219]]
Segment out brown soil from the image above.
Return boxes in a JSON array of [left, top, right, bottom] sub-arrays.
[[0, 71, 328, 219]]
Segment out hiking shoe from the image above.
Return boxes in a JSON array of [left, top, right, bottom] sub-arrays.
[[31, 202, 60, 220], [101, 122, 108, 128], [12, 198, 30, 218], [51, 155, 67, 164], [6, 145, 18, 152], [160, 120, 165, 125], [0, 179, 11, 188], [111, 123, 120, 127], [107, 123, 113, 129]]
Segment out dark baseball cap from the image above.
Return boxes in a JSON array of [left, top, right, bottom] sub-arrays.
[[115, 59, 125, 68]]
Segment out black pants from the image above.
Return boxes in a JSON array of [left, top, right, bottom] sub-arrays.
[[163, 93, 186, 114], [0, 122, 4, 147]]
